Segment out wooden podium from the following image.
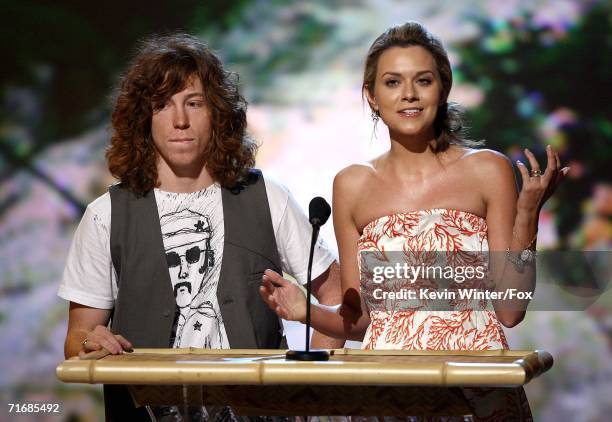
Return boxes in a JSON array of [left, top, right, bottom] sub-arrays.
[[56, 348, 553, 416]]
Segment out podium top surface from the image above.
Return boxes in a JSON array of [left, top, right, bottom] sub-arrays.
[[56, 348, 553, 388]]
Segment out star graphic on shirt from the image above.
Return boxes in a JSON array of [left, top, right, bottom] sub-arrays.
[[194, 220, 206, 232], [193, 321, 202, 331]]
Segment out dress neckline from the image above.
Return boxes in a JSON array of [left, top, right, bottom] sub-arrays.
[[360, 208, 486, 236]]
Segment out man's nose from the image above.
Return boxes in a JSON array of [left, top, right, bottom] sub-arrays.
[[173, 106, 190, 129]]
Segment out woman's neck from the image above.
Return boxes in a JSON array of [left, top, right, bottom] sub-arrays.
[[384, 130, 440, 176]]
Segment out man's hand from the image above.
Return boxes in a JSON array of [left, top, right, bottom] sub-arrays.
[[79, 325, 132, 357], [260, 269, 307, 323], [64, 302, 132, 358]]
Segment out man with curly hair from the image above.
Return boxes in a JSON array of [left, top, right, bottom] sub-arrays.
[[58, 33, 343, 420]]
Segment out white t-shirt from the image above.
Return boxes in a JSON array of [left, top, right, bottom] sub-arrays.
[[58, 176, 335, 348]]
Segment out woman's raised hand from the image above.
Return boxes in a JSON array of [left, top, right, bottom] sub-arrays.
[[516, 145, 569, 213], [260, 269, 308, 323]]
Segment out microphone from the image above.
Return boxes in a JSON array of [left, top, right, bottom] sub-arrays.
[[286, 197, 331, 361], [309, 196, 331, 227]]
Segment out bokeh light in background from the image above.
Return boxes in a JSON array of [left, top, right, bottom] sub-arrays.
[[1, 0, 610, 420]]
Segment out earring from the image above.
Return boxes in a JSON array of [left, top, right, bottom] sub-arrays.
[[370, 110, 380, 141], [371, 110, 380, 123]]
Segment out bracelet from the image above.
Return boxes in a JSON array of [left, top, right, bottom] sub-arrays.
[[505, 247, 537, 272]]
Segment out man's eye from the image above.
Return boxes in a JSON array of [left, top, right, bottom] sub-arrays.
[[188, 101, 204, 107]]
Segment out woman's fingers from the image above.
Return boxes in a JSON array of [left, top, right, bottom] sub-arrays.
[[261, 270, 308, 322], [517, 146, 569, 211], [554, 166, 571, 188], [275, 306, 288, 320], [543, 145, 557, 181], [260, 276, 284, 312], [260, 276, 275, 294], [264, 268, 281, 278], [259, 284, 290, 320], [524, 148, 541, 175], [516, 160, 530, 186], [523, 146, 562, 185], [263, 269, 291, 287], [259, 283, 276, 306]]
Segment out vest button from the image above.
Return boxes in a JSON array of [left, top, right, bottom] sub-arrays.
[[163, 309, 171, 317], [222, 298, 234, 305]]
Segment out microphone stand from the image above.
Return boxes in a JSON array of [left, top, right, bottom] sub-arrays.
[[285, 223, 330, 361]]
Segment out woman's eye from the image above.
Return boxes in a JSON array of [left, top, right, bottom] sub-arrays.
[[188, 101, 204, 107], [417, 78, 432, 85], [385, 79, 399, 87]]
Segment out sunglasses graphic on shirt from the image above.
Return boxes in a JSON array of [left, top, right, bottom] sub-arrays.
[[166, 246, 214, 268]]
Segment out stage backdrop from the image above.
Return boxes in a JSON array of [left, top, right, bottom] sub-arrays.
[[1, 0, 610, 420]]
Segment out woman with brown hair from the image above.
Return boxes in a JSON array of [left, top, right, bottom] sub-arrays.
[[261, 22, 568, 420]]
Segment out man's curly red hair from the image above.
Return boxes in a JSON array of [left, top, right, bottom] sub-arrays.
[[106, 33, 257, 194]]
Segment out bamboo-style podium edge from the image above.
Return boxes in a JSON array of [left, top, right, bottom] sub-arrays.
[[57, 348, 553, 388]]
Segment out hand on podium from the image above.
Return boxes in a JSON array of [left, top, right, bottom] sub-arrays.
[[79, 325, 133, 358], [65, 303, 133, 359]]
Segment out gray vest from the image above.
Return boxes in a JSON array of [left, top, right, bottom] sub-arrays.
[[108, 169, 283, 349]]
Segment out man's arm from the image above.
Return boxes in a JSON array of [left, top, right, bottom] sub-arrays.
[[310, 262, 345, 348], [64, 302, 132, 358]]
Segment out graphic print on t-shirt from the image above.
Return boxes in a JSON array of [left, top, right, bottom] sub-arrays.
[[160, 207, 224, 348]]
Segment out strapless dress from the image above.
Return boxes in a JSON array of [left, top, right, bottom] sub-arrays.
[[358, 209, 532, 421]]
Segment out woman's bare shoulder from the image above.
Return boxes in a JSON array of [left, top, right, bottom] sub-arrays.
[[461, 147, 511, 164], [456, 148, 518, 204], [458, 147, 514, 176], [334, 162, 377, 191]]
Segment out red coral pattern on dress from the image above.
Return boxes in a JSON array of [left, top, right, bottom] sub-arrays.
[[358, 209, 532, 421]]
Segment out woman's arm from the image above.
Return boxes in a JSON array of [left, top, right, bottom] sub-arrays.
[[332, 166, 372, 338], [479, 146, 567, 327], [260, 166, 371, 340]]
